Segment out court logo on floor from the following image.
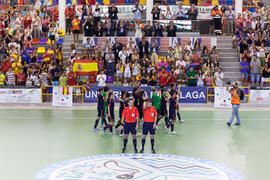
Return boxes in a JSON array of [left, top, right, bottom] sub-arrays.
[[34, 154, 244, 180]]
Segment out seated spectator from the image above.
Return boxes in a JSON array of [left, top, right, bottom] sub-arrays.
[[95, 21, 103, 37], [177, 69, 188, 86], [117, 20, 127, 37], [0, 69, 6, 86], [105, 19, 115, 37], [6, 67, 15, 86], [158, 67, 168, 86], [83, 17, 94, 36], [144, 20, 153, 37], [157, 57, 168, 71]]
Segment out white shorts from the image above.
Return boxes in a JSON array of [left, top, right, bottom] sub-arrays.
[[261, 77, 269, 82], [124, 72, 131, 78]]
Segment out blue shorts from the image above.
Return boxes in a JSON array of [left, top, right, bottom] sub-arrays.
[[143, 122, 155, 135], [251, 73, 260, 83], [124, 122, 137, 135], [241, 72, 249, 81]]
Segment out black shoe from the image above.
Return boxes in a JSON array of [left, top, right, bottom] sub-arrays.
[[227, 122, 231, 127], [134, 149, 138, 154], [234, 123, 241, 126], [152, 149, 156, 154], [121, 148, 126, 153], [139, 149, 144, 153]]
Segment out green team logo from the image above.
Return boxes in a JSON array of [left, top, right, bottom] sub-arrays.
[[34, 154, 243, 180]]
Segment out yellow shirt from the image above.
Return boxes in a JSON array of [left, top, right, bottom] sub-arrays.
[[0, 74, 5, 85], [12, 61, 22, 75]]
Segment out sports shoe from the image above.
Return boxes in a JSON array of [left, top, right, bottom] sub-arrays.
[[136, 133, 141, 136], [93, 128, 99, 131], [139, 149, 144, 153], [234, 123, 241, 126], [134, 149, 138, 154], [179, 119, 184, 123], [121, 148, 126, 153], [164, 126, 168, 131], [227, 122, 231, 127], [119, 133, 124, 137], [171, 131, 176, 134], [109, 132, 116, 135], [155, 125, 159, 130], [151, 149, 156, 154]]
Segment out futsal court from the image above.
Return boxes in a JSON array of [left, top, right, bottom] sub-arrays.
[[0, 108, 269, 180]]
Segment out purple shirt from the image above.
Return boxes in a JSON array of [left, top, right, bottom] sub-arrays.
[[158, 61, 168, 68]]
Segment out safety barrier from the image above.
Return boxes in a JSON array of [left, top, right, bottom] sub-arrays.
[[207, 86, 250, 104], [41, 86, 84, 103]]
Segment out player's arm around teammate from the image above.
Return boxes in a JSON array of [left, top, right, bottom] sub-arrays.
[[121, 97, 139, 153], [140, 97, 157, 154]]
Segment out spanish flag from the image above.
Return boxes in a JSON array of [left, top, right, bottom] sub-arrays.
[[11, 53, 18, 61], [73, 59, 98, 76], [63, 86, 70, 95]]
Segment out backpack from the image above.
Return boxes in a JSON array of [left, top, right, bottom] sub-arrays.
[[239, 89, 245, 100]]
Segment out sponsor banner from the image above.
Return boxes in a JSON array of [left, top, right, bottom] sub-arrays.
[[84, 86, 207, 104], [214, 87, 232, 108], [250, 90, 270, 104], [0, 89, 41, 103], [52, 87, 73, 107]]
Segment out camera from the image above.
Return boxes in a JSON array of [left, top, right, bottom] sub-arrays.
[[226, 81, 231, 85]]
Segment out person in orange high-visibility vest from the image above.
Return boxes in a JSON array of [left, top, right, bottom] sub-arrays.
[[226, 82, 241, 126], [72, 15, 80, 44], [211, 5, 222, 35]]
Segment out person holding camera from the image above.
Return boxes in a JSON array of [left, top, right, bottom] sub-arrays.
[[226, 82, 241, 126]]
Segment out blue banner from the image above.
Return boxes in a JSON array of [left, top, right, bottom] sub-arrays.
[[84, 86, 152, 103], [84, 86, 207, 104]]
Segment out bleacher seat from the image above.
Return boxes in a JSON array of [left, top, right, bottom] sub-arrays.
[[58, 30, 65, 37], [96, 0, 102, 4], [47, 48, 55, 54], [56, 38, 64, 45], [39, 38, 48, 44], [139, 0, 146, 5], [124, 0, 132, 4], [32, 39, 40, 44], [167, 0, 175, 5], [117, 0, 124, 4], [47, 39, 51, 45], [110, 0, 117, 3], [103, 0, 110, 4], [106, 76, 114, 83], [37, 47, 46, 54], [37, 57, 43, 63]]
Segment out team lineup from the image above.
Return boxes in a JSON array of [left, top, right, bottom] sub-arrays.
[[93, 85, 184, 154]]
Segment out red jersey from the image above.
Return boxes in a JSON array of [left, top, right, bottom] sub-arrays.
[[1, 61, 12, 73], [65, 8, 74, 19], [167, 72, 176, 84], [143, 106, 157, 123], [51, 9, 59, 21], [159, 71, 168, 86], [122, 106, 139, 123]]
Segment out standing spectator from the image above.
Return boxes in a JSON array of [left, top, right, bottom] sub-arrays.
[[220, 6, 227, 35], [119, 46, 129, 64], [187, 4, 198, 20], [144, 20, 153, 37], [226, 6, 235, 35], [117, 20, 127, 37], [132, 2, 143, 21], [50, 6, 59, 22], [150, 38, 160, 66], [72, 15, 80, 44], [135, 20, 143, 38], [214, 67, 224, 87], [105, 19, 115, 37], [93, 2, 102, 25], [108, 3, 118, 21], [151, 3, 161, 20], [17, 69, 26, 86], [261, 64, 270, 87], [32, 13, 41, 39], [59, 72, 67, 86], [158, 67, 168, 86], [95, 21, 104, 37], [138, 37, 149, 58], [113, 40, 123, 62], [0, 70, 6, 86], [6, 67, 15, 86], [65, 4, 74, 35], [50, 64, 60, 86], [42, 15, 50, 38], [250, 55, 261, 87], [96, 70, 106, 86], [211, 5, 222, 35], [12, 58, 22, 76], [154, 21, 163, 37], [186, 66, 197, 86], [83, 17, 94, 36], [49, 23, 57, 46], [240, 58, 250, 86], [167, 21, 177, 37], [176, 3, 186, 20], [163, 6, 173, 20]]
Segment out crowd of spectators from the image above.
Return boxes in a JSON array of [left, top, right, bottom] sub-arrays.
[[233, 2, 270, 87]]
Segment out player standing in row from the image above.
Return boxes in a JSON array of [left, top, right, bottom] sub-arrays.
[[121, 97, 140, 153], [151, 88, 161, 129], [103, 92, 115, 135], [115, 91, 129, 136], [140, 97, 157, 154], [166, 90, 178, 134], [93, 88, 104, 131], [169, 84, 184, 123], [158, 88, 169, 128]]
